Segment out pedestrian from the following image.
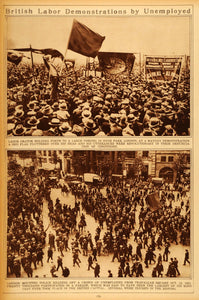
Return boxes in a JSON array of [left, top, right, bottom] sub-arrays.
[[183, 249, 190, 265], [88, 254, 94, 271], [37, 248, 44, 266], [152, 267, 157, 277], [163, 243, 170, 262], [94, 263, 100, 277], [50, 264, 58, 277], [124, 262, 131, 277], [57, 256, 63, 271], [73, 251, 80, 267], [47, 247, 53, 262], [173, 257, 180, 275], [156, 262, 164, 277], [92, 247, 97, 261]]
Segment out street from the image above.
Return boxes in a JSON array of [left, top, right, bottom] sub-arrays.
[[9, 187, 190, 279]]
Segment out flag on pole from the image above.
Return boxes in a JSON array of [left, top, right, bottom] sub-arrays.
[[146, 192, 161, 211], [68, 19, 105, 58], [7, 51, 27, 65], [12, 48, 64, 60]]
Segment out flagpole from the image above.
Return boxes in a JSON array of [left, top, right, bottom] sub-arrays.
[[60, 19, 75, 76], [30, 44, 35, 83], [139, 52, 141, 76]]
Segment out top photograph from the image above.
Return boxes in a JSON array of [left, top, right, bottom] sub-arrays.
[[6, 15, 190, 137]]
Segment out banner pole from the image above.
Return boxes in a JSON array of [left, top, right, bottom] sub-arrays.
[[139, 52, 141, 76], [30, 44, 35, 83], [60, 20, 74, 76]]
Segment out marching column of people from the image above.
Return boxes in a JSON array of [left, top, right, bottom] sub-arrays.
[[7, 162, 190, 278]]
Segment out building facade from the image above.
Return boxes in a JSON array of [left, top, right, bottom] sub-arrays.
[[9, 150, 190, 183]]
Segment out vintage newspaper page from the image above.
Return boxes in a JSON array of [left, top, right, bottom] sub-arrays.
[[0, 0, 199, 300]]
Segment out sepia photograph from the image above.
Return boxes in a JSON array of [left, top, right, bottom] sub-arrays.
[[7, 150, 190, 279], [6, 16, 190, 137]]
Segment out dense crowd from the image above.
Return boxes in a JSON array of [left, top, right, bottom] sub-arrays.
[[7, 159, 190, 278], [7, 62, 190, 136]]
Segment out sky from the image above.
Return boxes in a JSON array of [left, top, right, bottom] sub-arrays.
[[6, 16, 190, 65]]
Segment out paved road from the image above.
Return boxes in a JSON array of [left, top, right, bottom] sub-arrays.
[[9, 187, 190, 279]]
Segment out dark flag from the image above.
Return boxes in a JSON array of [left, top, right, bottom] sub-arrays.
[[146, 192, 161, 211], [68, 19, 105, 58], [7, 51, 24, 65], [98, 52, 135, 75], [12, 48, 64, 60]]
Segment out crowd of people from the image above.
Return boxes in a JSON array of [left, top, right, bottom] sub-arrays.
[[7, 156, 190, 278], [7, 61, 190, 136]]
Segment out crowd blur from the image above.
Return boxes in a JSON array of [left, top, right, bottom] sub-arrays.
[[7, 158, 190, 278], [7, 62, 190, 136]]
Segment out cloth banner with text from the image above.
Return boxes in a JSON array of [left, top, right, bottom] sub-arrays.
[[97, 52, 135, 75], [145, 56, 182, 81], [146, 191, 161, 211]]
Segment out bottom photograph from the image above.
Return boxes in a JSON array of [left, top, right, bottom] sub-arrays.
[[7, 150, 191, 278]]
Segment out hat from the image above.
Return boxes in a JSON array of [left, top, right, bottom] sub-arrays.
[[27, 110, 37, 116], [15, 105, 23, 111], [72, 125, 83, 135], [59, 103, 68, 110], [141, 129, 153, 136], [48, 118, 61, 126], [93, 96, 104, 102], [109, 113, 118, 123], [121, 99, 130, 105], [82, 110, 92, 119], [27, 116, 40, 126], [105, 94, 112, 100], [59, 122, 71, 132], [42, 105, 53, 115], [13, 124, 26, 136], [127, 114, 137, 122], [36, 111, 44, 119], [149, 117, 160, 128], [40, 101, 47, 107], [52, 102, 59, 110], [31, 129, 43, 136], [27, 101, 37, 110], [84, 119, 96, 129], [14, 110, 24, 118], [7, 123, 15, 134]]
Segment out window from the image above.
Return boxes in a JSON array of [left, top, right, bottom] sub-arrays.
[[168, 156, 174, 162], [143, 151, 149, 158], [126, 152, 135, 158], [161, 156, 166, 162]]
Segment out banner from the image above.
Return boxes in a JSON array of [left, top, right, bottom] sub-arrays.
[[97, 52, 135, 75], [145, 56, 182, 81], [12, 47, 64, 60], [7, 51, 24, 65], [146, 191, 161, 211], [68, 19, 105, 58]]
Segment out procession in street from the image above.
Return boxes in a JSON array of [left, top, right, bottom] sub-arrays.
[[7, 151, 190, 279]]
